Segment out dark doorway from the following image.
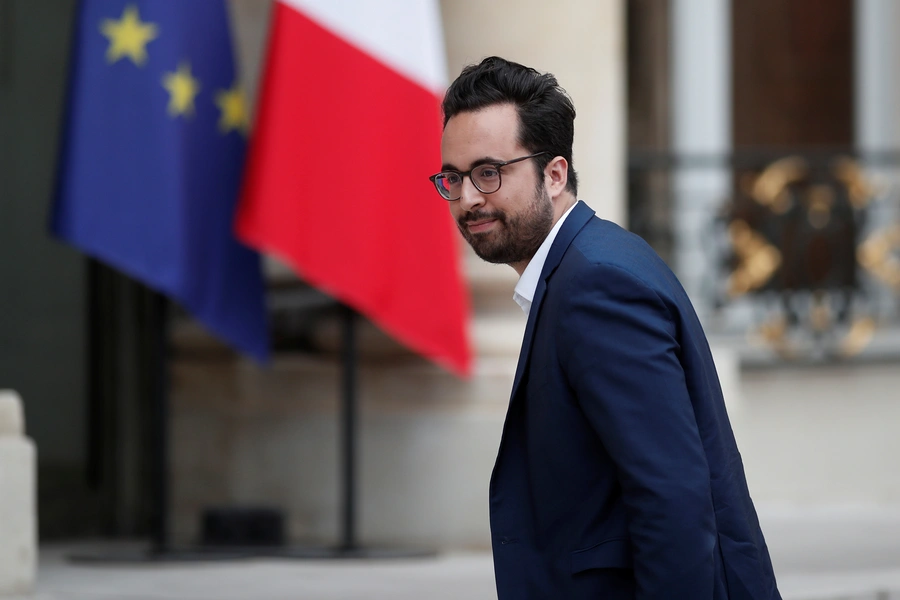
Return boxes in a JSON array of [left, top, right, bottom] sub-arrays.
[[732, 0, 854, 148], [0, 0, 154, 539]]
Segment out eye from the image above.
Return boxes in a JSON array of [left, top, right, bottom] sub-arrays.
[[475, 166, 499, 180], [443, 172, 462, 185]]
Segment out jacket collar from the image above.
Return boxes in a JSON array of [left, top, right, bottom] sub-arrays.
[[510, 200, 595, 399]]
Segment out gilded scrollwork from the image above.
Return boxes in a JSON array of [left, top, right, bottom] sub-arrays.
[[727, 219, 782, 297], [722, 155, 896, 358], [857, 224, 900, 290]]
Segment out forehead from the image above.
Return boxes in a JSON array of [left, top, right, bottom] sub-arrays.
[[440, 103, 522, 167]]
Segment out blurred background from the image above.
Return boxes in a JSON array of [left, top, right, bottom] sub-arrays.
[[1, 0, 900, 596]]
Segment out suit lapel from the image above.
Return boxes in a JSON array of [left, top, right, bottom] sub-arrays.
[[509, 201, 595, 400]]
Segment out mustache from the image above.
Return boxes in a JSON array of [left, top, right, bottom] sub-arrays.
[[460, 210, 505, 224]]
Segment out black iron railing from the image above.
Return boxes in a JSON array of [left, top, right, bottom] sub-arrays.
[[628, 148, 900, 360]]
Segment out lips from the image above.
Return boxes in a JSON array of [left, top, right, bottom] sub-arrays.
[[467, 218, 497, 233]]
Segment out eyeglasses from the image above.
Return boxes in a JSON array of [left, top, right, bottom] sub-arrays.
[[428, 152, 548, 201]]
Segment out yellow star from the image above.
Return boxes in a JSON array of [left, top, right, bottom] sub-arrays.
[[100, 4, 159, 67], [215, 84, 250, 134], [162, 62, 201, 118]]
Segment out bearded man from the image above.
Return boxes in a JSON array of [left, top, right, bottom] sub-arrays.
[[429, 56, 781, 600]]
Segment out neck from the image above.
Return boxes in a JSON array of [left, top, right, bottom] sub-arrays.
[[553, 193, 578, 226], [511, 259, 528, 277]]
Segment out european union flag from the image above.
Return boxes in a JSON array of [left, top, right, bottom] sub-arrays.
[[53, 0, 268, 361]]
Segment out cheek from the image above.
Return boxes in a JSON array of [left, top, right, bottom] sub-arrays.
[[488, 191, 516, 215]]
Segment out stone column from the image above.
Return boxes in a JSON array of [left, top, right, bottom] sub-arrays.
[[0, 390, 36, 596], [856, 0, 900, 151], [669, 1, 744, 413], [855, 0, 900, 347], [855, 0, 900, 233], [670, 0, 731, 318]]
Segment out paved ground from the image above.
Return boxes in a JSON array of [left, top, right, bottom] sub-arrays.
[[9, 506, 900, 600]]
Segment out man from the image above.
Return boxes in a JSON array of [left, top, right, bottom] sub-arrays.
[[430, 57, 781, 599]]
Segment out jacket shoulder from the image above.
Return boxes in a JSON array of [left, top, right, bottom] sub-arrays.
[[567, 217, 671, 279]]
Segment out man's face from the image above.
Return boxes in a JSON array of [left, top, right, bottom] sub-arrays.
[[440, 103, 553, 268]]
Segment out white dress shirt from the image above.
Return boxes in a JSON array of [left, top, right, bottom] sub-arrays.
[[513, 202, 579, 317]]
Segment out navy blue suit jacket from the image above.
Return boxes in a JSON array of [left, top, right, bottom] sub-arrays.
[[489, 202, 780, 599]]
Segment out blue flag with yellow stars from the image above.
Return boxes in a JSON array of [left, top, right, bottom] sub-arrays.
[[53, 0, 269, 362]]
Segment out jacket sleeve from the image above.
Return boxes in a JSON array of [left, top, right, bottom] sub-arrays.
[[557, 261, 718, 599]]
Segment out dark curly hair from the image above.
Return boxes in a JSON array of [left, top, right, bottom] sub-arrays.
[[441, 56, 578, 195]]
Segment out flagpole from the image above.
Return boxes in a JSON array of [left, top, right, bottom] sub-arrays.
[[340, 303, 358, 550], [241, 293, 433, 560], [150, 291, 171, 554], [273, 301, 434, 558]]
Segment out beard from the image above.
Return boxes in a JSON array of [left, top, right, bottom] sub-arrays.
[[456, 184, 554, 265]]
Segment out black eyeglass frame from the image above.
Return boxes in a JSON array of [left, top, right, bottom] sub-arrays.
[[428, 151, 549, 201]]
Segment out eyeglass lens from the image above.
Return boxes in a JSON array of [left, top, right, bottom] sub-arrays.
[[437, 165, 501, 199]]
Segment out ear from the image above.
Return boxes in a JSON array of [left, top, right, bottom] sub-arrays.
[[544, 156, 569, 199]]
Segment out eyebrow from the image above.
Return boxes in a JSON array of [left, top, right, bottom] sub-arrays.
[[440, 156, 504, 172]]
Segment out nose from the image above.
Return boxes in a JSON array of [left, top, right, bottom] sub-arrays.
[[457, 175, 485, 213]]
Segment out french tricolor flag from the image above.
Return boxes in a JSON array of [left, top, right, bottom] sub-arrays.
[[237, 0, 472, 376]]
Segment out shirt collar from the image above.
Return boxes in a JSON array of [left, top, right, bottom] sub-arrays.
[[513, 201, 578, 316]]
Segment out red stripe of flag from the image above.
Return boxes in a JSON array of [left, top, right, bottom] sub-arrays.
[[236, 2, 472, 376]]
